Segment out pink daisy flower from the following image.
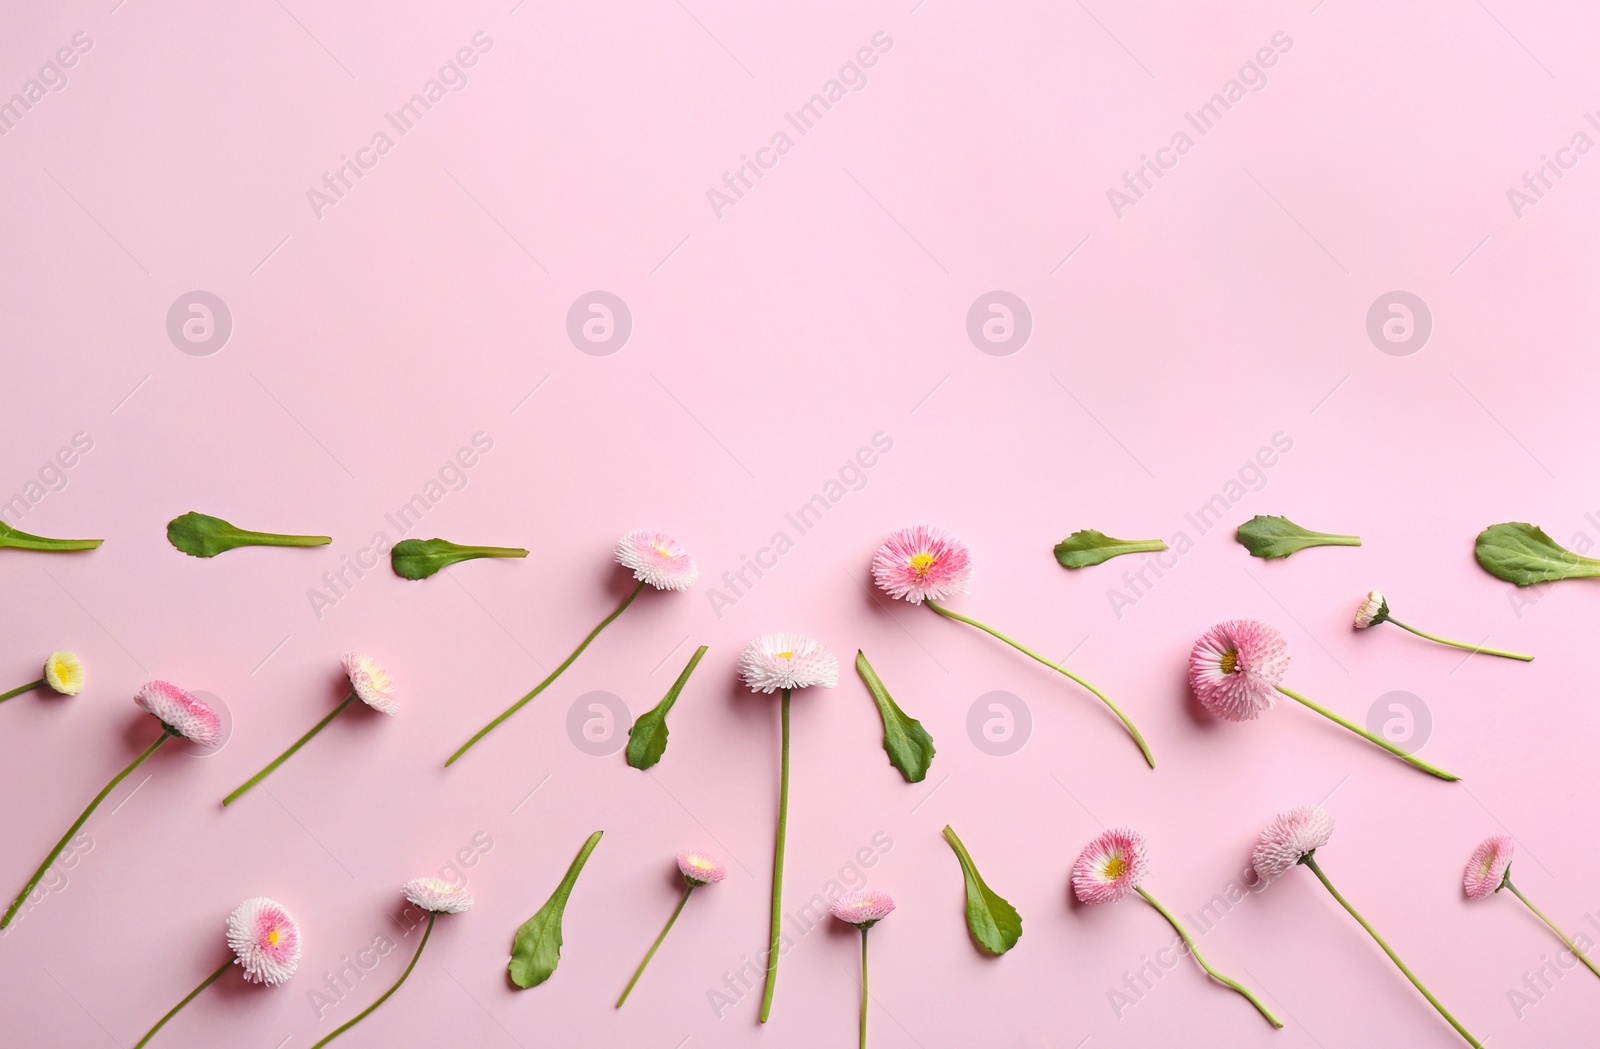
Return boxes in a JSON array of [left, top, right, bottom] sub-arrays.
[[136, 680, 224, 747], [227, 897, 302, 985], [1189, 620, 1289, 722], [871, 525, 973, 604], [615, 530, 698, 591], [831, 889, 896, 928], [1463, 835, 1514, 901], [1251, 805, 1334, 884], [403, 877, 475, 914], [1072, 828, 1149, 904], [342, 651, 398, 714], [1354, 590, 1388, 629], [677, 850, 727, 887], [737, 633, 839, 693]]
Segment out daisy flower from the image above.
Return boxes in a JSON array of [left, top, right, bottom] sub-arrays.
[[1189, 619, 1459, 781], [3, 682, 220, 929], [1, 651, 85, 704], [1462, 834, 1600, 982], [133, 897, 302, 1047], [447, 530, 698, 766], [309, 880, 473, 1048], [1072, 828, 1280, 1028], [617, 849, 728, 1007], [739, 633, 837, 1023], [832, 890, 896, 1049], [1252, 806, 1482, 1047], [873, 526, 1153, 767], [1353, 591, 1532, 661], [223, 654, 399, 807]]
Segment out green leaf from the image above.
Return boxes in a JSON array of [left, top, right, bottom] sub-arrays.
[[0, 521, 102, 553], [390, 537, 529, 580], [1053, 529, 1168, 569], [166, 512, 331, 557], [941, 825, 1021, 955], [854, 651, 935, 783], [1235, 515, 1361, 560], [1475, 522, 1600, 586], [626, 645, 709, 771], [509, 830, 604, 989]]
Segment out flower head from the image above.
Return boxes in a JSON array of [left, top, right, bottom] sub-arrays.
[[403, 877, 474, 914], [615, 530, 698, 591], [1354, 591, 1389, 629], [1464, 835, 1514, 901], [135, 681, 223, 747], [43, 651, 84, 696], [1071, 828, 1149, 905], [871, 526, 973, 604], [1251, 805, 1334, 884], [831, 889, 895, 928], [677, 849, 727, 887], [737, 633, 839, 693], [342, 651, 398, 714], [227, 897, 302, 985], [1189, 619, 1290, 721]]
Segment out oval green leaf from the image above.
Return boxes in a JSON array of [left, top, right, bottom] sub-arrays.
[[509, 830, 604, 988], [854, 651, 935, 783], [626, 645, 709, 770], [1235, 515, 1360, 560], [1052, 530, 1167, 569], [942, 825, 1021, 955], [391, 537, 529, 580], [1475, 522, 1600, 586]]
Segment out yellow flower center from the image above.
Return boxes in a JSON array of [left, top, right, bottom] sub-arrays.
[[909, 552, 937, 576], [654, 543, 671, 557], [777, 651, 794, 660], [1102, 856, 1126, 880], [1219, 650, 1238, 674], [268, 928, 280, 946], [53, 660, 71, 678]]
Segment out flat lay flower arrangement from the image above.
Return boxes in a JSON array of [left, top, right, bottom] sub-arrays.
[[0, 518, 1570, 1048]]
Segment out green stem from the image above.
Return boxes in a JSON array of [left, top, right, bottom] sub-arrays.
[[0, 528, 103, 552], [924, 600, 1154, 768], [2, 729, 173, 927], [1303, 855, 1481, 1047], [222, 693, 358, 806], [1506, 881, 1600, 980], [859, 927, 870, 1049], [759, 688, 792, 1024], [132, 957, 233, 1048], [232, 530, 332, 548], [1386, 619, 1533, 662], [451, 545, 529, 559], [0, 679, 45, 704], [1135, 887, 1282, 1028], [616, 885, 693, 1007], [446, 581, 646, 766], [309, 912, 435, 1049], [1275, 684, 1458, 781]]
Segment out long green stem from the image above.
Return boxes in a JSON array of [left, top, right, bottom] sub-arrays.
[[924, 600, 1154, 768], [1506, 881, 1600, 980], [223, 693, 358, 806], [616, 886, 693, 1007], [1302, 855, 1481, 1047], [310, 912, 435, 1049], [1134, 887, 1282, 1028], [446, 581, 646, 766], [232, 530, 332, 548], [1275, 684, 1458, 781], [2, 729, 173, 927], [132, 957, 233, 1048], [858, 927, 870, 1049], [760, 688, 792, 1023], [1386, 619, 1532, 662], [0, 679, 44, 704]]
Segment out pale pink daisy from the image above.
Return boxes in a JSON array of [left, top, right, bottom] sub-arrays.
[[1463, 835, 1514, 901], [737, 633, 839, 693], [136, 680, 224, 747], [1071, 828, 1149, 904], [1251, 805, 1335, 884], [831, 889, 896, 928], [403, 877, 475, 914], [1189, 619, 1290, 722], [615, 530, 698, 591], [342, 651, 398, 714], [227, 897, 302, 985], [1354, 590, 1389, 629], [871, 525, 973, 604], [677, 850, 727, 887]]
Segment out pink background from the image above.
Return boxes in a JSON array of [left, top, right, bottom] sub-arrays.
[[2, 1, 1598, 1046]]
